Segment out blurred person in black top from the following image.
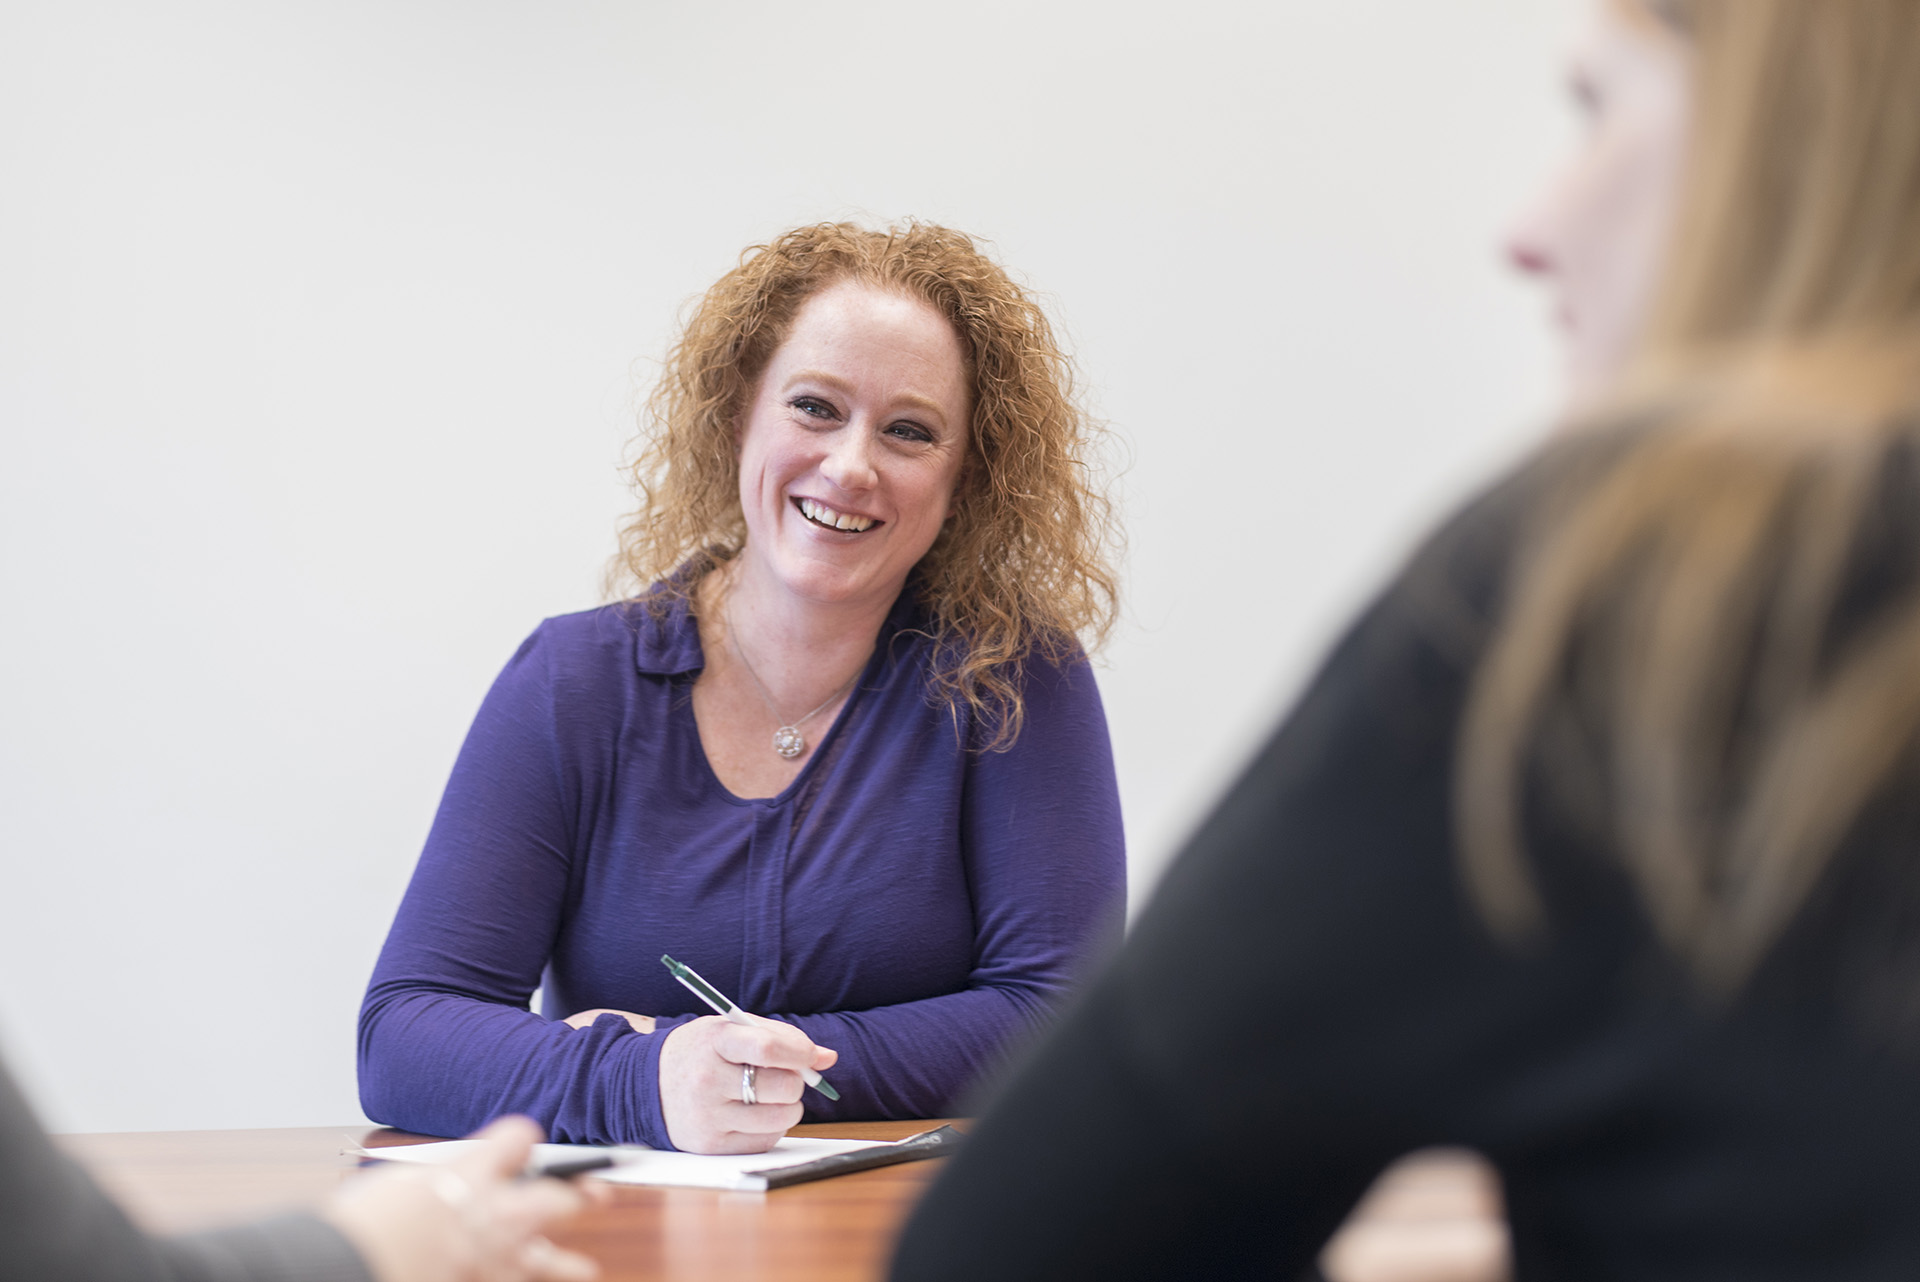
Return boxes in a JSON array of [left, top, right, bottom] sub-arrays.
[[893, 1, 1920, 1277]]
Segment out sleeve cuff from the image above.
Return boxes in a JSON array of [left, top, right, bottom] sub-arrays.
[[162, 1213, 375, 1282]]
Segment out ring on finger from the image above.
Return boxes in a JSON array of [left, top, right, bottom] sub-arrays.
[[741, 1063, 759, 1106]]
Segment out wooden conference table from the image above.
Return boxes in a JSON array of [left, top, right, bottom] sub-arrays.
[[59, 1122, 1508, 1282]]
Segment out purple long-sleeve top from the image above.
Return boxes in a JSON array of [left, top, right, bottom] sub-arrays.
[[357, 586, 1125, 1149]]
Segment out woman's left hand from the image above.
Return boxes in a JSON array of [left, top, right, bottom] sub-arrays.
[[656, 1014, 838, 1154], [562, 1009, 656, 1034]]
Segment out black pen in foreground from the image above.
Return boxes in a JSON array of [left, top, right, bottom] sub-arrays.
[[349, 1147, 619, 1180], [528, 1154, 617, 1181], [661, 954, 842, 1101]]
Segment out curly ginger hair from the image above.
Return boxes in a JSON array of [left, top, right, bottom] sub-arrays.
[[609, 222, 1120, 750]]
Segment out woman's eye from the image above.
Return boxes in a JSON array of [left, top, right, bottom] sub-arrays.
[[886, 422, 933, 443], [792, 398, 835, 420]]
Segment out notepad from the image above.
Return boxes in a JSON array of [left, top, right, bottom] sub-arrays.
[[353, 1126, 963, 1192]]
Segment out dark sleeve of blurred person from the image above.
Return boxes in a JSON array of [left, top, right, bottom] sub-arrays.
[[0, 1052, 373, 1282], [889, 445, 1920, 1280]]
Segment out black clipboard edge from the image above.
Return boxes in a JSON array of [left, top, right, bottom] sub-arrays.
[[751, 1124, 966, 1190]]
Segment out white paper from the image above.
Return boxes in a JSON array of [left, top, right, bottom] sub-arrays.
[[353, 1136, 887, 1191]]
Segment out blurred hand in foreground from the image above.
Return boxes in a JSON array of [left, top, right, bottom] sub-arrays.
[[325, 1115, 601, 1282]]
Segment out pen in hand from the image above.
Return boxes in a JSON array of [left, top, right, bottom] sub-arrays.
[[660, 954, 841, 1101]]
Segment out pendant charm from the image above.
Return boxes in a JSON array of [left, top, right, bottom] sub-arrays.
[[772, 725, 806, 759]]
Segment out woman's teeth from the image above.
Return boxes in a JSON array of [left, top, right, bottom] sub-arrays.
[[797, 498, 876, 532]]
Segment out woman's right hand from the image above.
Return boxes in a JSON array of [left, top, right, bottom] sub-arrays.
[[323, 1116, 600, 1282], [657, 1014, 839, 1154]]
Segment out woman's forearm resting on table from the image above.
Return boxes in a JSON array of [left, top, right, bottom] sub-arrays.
[[360, 961, 1087, 1149]]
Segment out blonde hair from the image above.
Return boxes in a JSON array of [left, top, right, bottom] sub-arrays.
[[609, 222, 1119, 750], [1458, 0, 1920, 988]]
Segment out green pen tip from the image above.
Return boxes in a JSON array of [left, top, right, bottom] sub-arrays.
[[661, 954, 681, 972], [815, 1078, 841, 1101]]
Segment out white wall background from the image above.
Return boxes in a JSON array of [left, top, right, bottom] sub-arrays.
[[0, 0, 1579, 1132]]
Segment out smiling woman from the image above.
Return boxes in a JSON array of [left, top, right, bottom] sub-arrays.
[[357, 222, 1126, 1156], [619, 221, 1119, 750], [732, 283, 971, 618]]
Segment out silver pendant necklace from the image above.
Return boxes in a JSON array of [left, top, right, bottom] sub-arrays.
[[723, 599, 865, 760]]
